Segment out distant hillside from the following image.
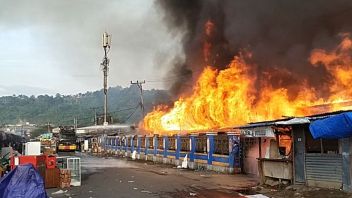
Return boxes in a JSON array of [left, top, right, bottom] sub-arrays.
[[0, 86, 171, 127]]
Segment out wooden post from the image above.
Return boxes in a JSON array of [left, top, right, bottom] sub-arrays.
[[258, 137, 265, 184], [259, 137, 262, 158]]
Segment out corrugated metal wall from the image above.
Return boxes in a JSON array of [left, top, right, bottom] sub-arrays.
[[305, 153, 342, 183]]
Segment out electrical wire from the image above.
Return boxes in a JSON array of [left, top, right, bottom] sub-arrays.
[[122, 105, 140, 123]]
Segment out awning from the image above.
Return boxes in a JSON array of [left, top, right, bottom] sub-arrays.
[[309, 112, 352, 139], [241, 126, 275, 137]]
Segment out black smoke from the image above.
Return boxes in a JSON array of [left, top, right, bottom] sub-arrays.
[[156, 0, 352, 99]]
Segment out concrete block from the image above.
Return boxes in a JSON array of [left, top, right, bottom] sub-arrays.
[[228, 167, 234, 174], [207, 164, 213, 171], [189, 162, 195, 169], [156, 156, 163, 163], [175, 159, 180, 166], [163, 158, 169, 164]]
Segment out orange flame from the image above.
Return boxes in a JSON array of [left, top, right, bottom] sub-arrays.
[[143, 34, 352, 135]]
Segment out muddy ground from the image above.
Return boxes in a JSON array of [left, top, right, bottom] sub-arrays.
[[47, 153, 351, 198]]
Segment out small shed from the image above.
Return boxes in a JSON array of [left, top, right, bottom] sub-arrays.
[[238, 110, 352, 191], [238, 120, 294, 183], [291, 111, 352, 191]]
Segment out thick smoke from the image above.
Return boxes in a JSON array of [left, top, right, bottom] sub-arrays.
[[156, 0, 352, 99]]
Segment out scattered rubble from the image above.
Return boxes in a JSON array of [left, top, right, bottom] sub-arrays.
[[181, 155, 188, 168], [131, 151, 137, 160], [245, 195, 269, 198], [189, 192, 197, 196], [51, 190, 67, 195], [265, 178, 280, 187]]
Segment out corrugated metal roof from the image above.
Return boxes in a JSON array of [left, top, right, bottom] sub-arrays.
[[76, 124, 136, 137], [232, 110, 352, 129]]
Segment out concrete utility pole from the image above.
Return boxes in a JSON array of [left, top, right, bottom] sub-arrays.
[[101, 32, 111, 126], [131, 80, 146, 118], [74, 117, 77, 129], [90, 107, 98, 125]]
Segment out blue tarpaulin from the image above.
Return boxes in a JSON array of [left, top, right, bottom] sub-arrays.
[[309, 112, 352, 139], [0, 163, 47, 198]]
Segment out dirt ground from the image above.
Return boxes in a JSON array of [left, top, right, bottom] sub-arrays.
[[257, 184, 352, 198], [47, 153, 352, 198]]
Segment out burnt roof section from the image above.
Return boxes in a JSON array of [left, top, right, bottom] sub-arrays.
[[233, 109, 352, 129], [306, 110, 352, 120]]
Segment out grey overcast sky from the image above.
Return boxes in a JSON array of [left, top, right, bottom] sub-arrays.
[[0, 0, 182, 96]]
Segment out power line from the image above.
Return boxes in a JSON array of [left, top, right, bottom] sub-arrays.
[[37, 105, 137, 124], [131, 80, 146, 118], [122, 105, 140, 123], [40, 104, 141, 127]]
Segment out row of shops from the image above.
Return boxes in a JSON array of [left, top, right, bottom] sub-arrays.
[[100, 110, 352, 192], [240, 111, 352, 191]]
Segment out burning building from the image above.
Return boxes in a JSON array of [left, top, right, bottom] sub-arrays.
[[128, 0, 352, 191], [142, 1, 352, 135]]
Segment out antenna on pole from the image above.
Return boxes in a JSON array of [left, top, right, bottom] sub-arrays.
[[101, 32, 111, 126]]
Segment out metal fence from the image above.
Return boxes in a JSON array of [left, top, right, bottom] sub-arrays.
[[168, 136, 176, 150], [196, 135, 207, 153], [104, 133, 240, 173], [214, 134, 229, 155], [181, 136, 190, 151], [140, 136, 146, 148]]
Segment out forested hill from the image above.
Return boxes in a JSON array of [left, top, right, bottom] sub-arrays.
[[0, 86, 171, 127]]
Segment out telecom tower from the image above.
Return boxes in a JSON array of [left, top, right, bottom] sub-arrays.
[[101, 32, 111, 126]]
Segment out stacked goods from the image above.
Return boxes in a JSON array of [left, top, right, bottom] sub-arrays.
[[59, 169, 71, 188], [0, 166, 4, 177], [45, 155, 57, 169], [44, 168, 59, 188], [43, 147, 55, 155], [10, 155, 46, 177], [40, 140, 51, 147], [92, 142, 99, 153], [41, 138, 58, 155]]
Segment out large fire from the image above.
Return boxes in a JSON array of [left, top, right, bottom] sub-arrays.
[[143, 32, 352, 135]]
